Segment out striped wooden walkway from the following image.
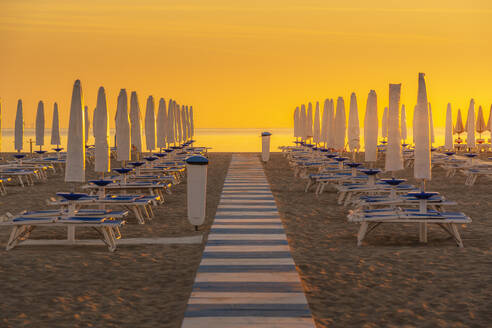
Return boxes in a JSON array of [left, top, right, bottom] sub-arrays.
[[182, 154, 315, 328]]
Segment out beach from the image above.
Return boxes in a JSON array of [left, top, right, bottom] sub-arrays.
[[0, 153, 231, 328], [1, 151, 492, 327]]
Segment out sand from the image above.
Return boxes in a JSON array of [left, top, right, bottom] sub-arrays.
[[0, 153, 231, 328], [263, 152, 492, 327]]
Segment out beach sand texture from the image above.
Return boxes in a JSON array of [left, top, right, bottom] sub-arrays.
[[264, 152, 492, 327]]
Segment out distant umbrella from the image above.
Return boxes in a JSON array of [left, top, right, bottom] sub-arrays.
[[364, 90, 378, 162], [414, 73, 431, 181], [115, 89, 131, 161], [129, 91, 143, 153], [313, 102, 321, 144], [401, 105, 407, 142], [348, 92, 360, 151], [92, 107, 97, 139], [326, 99, 336, 148], [487, 105, 492, 132], [428, 103, 435, 144], [306, 103, 313, 139], [181, 107, 188, 141], [334, 97, 346, 150], [156, 98, 167, 148], [476, 105, 486, 137], [65, 80, 86, 182], [145, 96, 156, 151], [94, 87, 110, 173], [293, 107, 300, 139], [445, 103, 453, 150], [176, 103, 182, 143], [51, 102, 61, 146], [465, 99, 476, 148], [300, 104, 307, 140], [15, 100, 23, 151], [454, 109, 465, 135], [381, 107, 388, 139], [190, 106, 195, 138], [385, 84, 403, 173], [84, 106, 90, 144], [320, 100, 329, 144], [167, 100, 175, 145], [35, 101, 45, 147]]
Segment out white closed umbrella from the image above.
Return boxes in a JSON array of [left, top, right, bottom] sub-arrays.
[[334, 97, 346, 150], [145, 96, 156, 152], [129, 91, 143, 154], [115, 89, 131, 162], [381, 107, 388, 140], [35, 101, 45, 149], [445, 103, 453, 150], [348, 92, 360, 151], [385, 84, 403, 173], [313, 102, 321, 144], [84, 106, 90, 144], [300, 104, 307, 140], [15, 99, 23, 151], [293, 107, 300, 139], [65, 80, 86, 182], [401, 105, 407, 143], [306, 103, 313, 140], [320, 100, 328, 145], [487, 105, 492, 132], [327, 99, 336, 148], [51, 102, 61, 146], [182, 107, 188, 141], [176, 103, 182, 143], [414, 73, 431, 181], [465, 99, 476, 149], [364, 90, 378, 162], [167, 100, 175, 145], [94, 86, 110, 173], [476, 105, 486, 139], [156, 98, 167, 149], [190, 106, 195, 138], [429, 103, 435, 144]]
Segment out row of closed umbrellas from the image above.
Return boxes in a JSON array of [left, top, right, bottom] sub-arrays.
[[294, 85, 492, 153]]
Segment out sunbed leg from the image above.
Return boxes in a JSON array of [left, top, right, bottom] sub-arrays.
[[304, 180, 312, 193], [450, 224, 464, 248], [132, 207, 145, 224], [6, 226, 21, 250], [357, 222, 369, 247]]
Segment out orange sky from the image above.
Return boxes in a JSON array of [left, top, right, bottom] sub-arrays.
[[1, 0, 491, 129]]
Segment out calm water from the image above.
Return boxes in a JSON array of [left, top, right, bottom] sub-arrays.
[[0, 127, 455, 153]]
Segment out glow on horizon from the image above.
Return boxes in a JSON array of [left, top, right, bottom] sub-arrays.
[[0, 0, 491, 131]]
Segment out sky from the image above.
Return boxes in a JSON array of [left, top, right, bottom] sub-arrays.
[[1, 0, 492, 130]]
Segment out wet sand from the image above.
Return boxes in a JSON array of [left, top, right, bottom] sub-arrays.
[[0, 153, 231, 328], [264, 152, 492, 327]]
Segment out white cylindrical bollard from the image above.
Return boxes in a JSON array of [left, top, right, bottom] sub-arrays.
[[186, 155, 209, 230], [261, 132, 272, 162]]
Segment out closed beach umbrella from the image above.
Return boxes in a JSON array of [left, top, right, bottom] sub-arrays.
[[167, 100, 175, 145], [401, 105, 407, 142], [476, 105, 486, 138], [454, 109, 465, 135], [313, 102, 321, 144], [94, 86, 110, 173], [190, 106, 195, 138], [348, 92, 360, 151], [129, 91, 143, 153], [115, 89, 131, 161], [381, 107, 388, 139], [414, 73, 431, 181], [334, 97, 346, 150], [65, 80, 86, 182], [487, 105, 492, 132], [327, 99, 336, 148], [51, 102, 61, 146], [306, 103, 313, 139], [320, 100, 328, 144], [182, 107, 188, 141], [445, 103, 453, 150], [176, 103, 182, 143], [465, 99, 476, 148], [145, 96, 156, 151], [84, 106, 90, 144], [385, 84, 403, 172], [293, 107, 300, 138], [364, 90, 378, 162], [156, 98, 167, 148], [35, 101, 45, 147], [300, 104, 307, 140], [15, 100, 23, 151], [429, 103, 435, 144]]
